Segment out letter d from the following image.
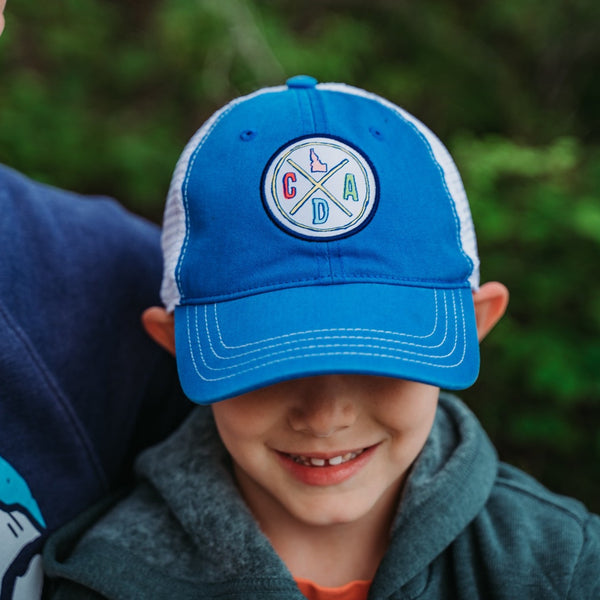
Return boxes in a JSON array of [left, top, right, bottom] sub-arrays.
[[312, 198, 329, 224]]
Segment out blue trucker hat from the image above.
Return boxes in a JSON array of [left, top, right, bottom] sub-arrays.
[[160, 76, 480, 404]]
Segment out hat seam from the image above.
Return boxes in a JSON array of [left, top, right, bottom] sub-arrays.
[[294, 86, 313, 132], [171, 86, 288, 307], [178, 277, 470, 305], [389, 114, 473, 281], [307, 85, 328, 133], [326, 242, 335, 283], [178, 104, 236, 298]]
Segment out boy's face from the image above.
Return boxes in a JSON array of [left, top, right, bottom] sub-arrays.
[[212, 374, 438, 532]]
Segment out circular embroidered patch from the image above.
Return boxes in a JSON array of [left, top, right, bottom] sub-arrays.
[[262, 136, 378, 240]]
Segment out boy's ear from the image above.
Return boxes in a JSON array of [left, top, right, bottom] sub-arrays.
[[142, 307, 176, 356], [472, 282, 509, 342]]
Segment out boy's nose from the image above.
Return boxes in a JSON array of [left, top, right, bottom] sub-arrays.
[[287, 376, 359, 437]]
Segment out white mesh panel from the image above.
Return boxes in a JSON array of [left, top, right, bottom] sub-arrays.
[[160, 86, 287, 311], [161, 81, 481, 312], [319, 83, 480, 290]]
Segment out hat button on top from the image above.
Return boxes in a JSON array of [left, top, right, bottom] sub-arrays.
[[286, 75, 318, 89]]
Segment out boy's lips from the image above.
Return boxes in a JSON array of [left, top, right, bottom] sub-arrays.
[[275, 444, 379, 486]]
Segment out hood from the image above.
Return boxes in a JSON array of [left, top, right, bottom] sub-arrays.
[[44, 393, 498, 599]]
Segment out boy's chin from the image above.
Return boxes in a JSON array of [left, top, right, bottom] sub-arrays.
[[280, 484, 399, 529], [293, 500, 371, 527]]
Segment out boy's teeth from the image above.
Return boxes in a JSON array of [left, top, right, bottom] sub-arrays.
[[290, 450, 364, 467]]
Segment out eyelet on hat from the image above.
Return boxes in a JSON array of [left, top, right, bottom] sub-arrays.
[[240, 130, 257, 141]]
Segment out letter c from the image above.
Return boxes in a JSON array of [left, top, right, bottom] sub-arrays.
[[283, 172, 297, 199]]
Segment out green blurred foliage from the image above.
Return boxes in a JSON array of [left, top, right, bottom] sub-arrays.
[[1, 0, 598, 509]]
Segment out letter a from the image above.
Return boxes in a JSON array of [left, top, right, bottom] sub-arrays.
[[343, 173, 359, 202]]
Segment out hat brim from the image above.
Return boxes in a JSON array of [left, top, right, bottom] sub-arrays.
[[174, 283, 479, 404]]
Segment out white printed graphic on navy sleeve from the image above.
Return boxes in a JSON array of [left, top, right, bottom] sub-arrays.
[[0, 457, 45, 600], [263, 137, 377, 240]]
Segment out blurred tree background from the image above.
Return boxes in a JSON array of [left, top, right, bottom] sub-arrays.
[[1, 0, 598, 509]]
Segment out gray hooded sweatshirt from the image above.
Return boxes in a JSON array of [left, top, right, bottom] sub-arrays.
[[43, 394, 600, 599]]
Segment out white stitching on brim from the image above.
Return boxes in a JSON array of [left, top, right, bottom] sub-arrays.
[[184, 289, 468, 383], [211, 289, 442, 352]]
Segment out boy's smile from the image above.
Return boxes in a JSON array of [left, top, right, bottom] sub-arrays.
[[211, 374, 439, 531], [276, 443, 379, 486]]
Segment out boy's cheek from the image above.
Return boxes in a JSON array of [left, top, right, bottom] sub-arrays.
[[212, 397, 258, 436], [372, 384, 439, 430], [387, 415, 437, 469]]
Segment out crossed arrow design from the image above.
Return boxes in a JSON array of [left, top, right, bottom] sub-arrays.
[[286, 157, 352, 217]]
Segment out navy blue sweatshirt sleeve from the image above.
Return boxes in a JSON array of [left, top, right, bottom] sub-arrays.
[[0, 164, 190, 599]]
